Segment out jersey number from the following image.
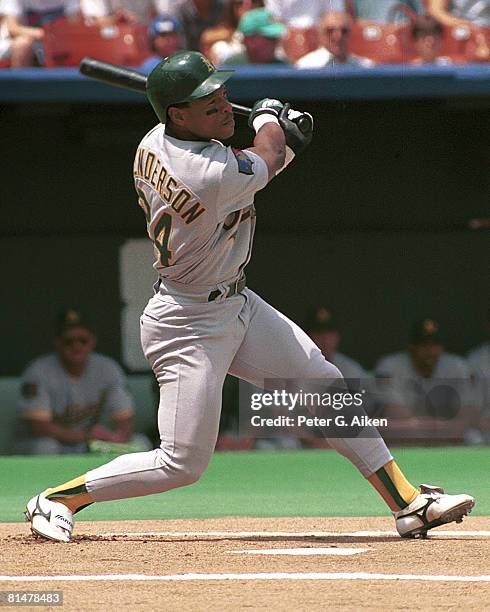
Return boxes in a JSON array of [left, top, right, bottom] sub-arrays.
[[154, 212, 173, 267], [137, 187, 173, 267]]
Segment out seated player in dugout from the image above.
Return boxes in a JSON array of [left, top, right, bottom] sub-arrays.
[[16, 309, 149, 455], [25, 50, 474, 543], [375, 318, 480, 444], [467, 307, 490, 444]]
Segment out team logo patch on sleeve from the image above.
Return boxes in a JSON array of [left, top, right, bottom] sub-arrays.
[[232, 148, 254, 175]]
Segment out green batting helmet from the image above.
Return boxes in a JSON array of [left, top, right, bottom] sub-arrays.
[[146, 51, 235, 123]]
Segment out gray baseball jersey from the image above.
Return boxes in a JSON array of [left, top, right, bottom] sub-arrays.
[[331, 351, 366, 380], [133, 124, 268, 286], [18, 353, 133, 431], [467, 342, 490, 412], [375, 351, 474, 416]]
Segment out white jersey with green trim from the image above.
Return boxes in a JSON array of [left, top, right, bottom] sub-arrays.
[[133, 123, 268, 287]]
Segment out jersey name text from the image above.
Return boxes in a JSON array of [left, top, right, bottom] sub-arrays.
[[134, 147, 206, 225]]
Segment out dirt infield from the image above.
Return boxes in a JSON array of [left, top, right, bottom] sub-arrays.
[[2, 516, 489, 611]]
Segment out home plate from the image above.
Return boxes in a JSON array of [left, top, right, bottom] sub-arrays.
[[230, 548, 369, 556]]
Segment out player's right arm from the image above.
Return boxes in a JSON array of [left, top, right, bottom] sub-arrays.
[[246, 99, 313, 181], [246, 99, 286, 181], [247, 122, 286, 182]]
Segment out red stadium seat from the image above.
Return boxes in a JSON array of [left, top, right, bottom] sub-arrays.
[[282, 27, 319, 63], [42, 19, 150, 67], [436, 25, 490, 63], [350, 20, 415, 64]]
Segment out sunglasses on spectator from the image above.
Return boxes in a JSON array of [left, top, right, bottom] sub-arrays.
[[233, 0, 262, 5], [62, 335, 90, 347], [324, 27, 351, 35]]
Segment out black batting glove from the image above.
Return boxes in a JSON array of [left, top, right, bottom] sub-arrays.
[[248, 98, 284, 129], [278, 103, 313, 155]]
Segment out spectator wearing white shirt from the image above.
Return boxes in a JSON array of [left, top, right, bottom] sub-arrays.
[[265, 0, 345, 28], [296, 11, 373, 68], [0, 0, 79, 65], [80, 0, 156, 25]]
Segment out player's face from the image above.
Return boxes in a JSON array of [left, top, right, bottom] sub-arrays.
[[179, 86, 235, 140], [409, 342, 443, 372], [321, 14, 351, 60], [309, 330, 340, 359], [414, 33, 442, 63], [55, 326, 96, 367], [244, 35, 278, 64]]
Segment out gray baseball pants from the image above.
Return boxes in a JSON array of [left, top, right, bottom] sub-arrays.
[[86, 286, 392, 501]]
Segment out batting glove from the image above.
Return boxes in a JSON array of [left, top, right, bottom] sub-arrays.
[[278, 103, 313, 155], [248, 98, 284, 129]]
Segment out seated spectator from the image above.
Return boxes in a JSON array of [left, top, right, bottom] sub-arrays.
[[1, 0, 80, 67], [266, 0, 346, 29], [375, 319, 479, 444], [296, 11, 373, 68], [220, 7, 287, 65], [467, 309, 490, 432], [350, 0, 423, 23], [174, 0, 226, 52], [0, 13, 35, 66], [427, 0, 490, 28], [15, 309, 146, 455], [305, 306, 367, 379], [410, 14, 451, 64], [140, 14, 183, 73], [203, 0, 264, 65]]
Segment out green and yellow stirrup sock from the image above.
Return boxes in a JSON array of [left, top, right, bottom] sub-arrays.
[[43, 475, 94, 515], [367, 459, 419, 512]]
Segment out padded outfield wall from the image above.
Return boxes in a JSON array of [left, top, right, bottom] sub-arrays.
[[0, 66, 489, 375]]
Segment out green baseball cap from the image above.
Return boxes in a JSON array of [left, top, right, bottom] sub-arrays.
[[238, 8, 287, 39]]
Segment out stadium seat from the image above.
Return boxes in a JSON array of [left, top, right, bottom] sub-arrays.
[[349, 20, 415, 64], [441, 25, 490, 63], [282, 27, 318, 63], [42, 19, 150, 67]]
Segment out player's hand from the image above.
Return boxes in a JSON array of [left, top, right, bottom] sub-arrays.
[[278, 103, 313, 154], [248, 98, 284, 128], [88, 424, 123, 442]]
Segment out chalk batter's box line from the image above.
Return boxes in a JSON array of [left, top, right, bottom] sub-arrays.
[[1, 572, 490, 583], [96, 529, 490, 538]]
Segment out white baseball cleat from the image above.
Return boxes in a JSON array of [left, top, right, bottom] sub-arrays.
[[394, 484, 475, 538], [24, 494, 74, 543]]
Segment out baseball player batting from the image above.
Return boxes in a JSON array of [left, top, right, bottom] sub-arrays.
[[25, 51, 474, 542]]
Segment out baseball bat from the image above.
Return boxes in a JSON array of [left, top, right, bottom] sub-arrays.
[[79, 57, 312, 131]]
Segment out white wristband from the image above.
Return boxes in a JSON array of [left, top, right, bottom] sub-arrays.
[[275, 146, 295, 175], [252, 113, 280, 133]]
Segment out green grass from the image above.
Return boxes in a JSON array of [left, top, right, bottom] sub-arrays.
[[1, 447, 488, 523]]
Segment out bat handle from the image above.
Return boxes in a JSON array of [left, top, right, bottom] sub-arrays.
[[231, 103, 251, 116]]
